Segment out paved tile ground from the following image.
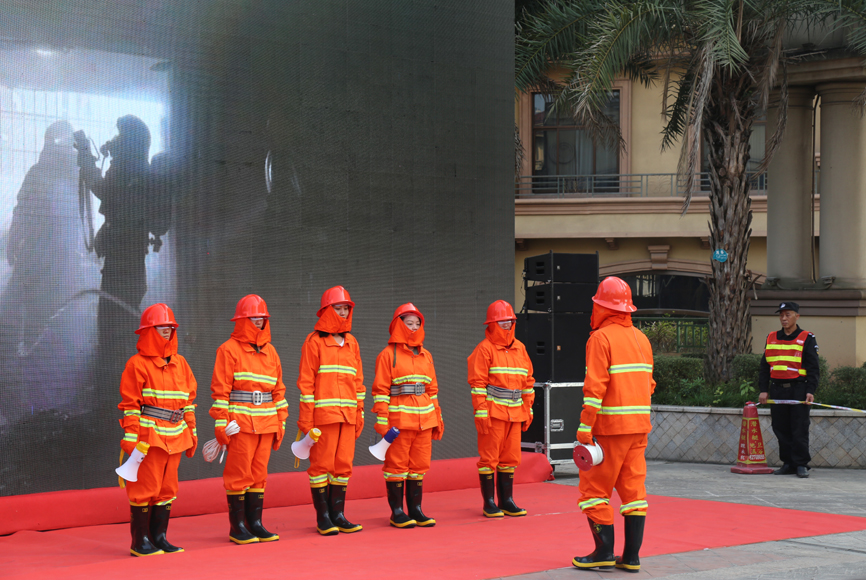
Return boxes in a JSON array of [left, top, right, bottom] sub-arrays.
[[498, 461, 866, 580]]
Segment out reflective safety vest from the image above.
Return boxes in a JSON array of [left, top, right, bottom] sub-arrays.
[[372, 342, 440, 431], [582, 322, 655, 436], [297, 332, 366, 426], [765, 330, 809, 380], [467, 338, 535, 423]]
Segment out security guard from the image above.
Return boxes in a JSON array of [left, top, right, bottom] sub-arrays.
[[758, 302, 820, 479]]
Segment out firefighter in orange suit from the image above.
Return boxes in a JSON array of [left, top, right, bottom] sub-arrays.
[[468, 300, 535, 518], [118, 303, 197, 556], [210, 295, 288, 544], [372, 303, 444, 528], [297, 286, 366, 535], [573, 277, 655, 573]]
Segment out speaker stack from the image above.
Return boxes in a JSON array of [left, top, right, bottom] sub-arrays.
[[516, 252, 598, 383]]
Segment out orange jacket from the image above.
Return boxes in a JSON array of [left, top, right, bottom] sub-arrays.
[[467, 327, 535, 423], [297, 331, 365, 431], [118, 327, 197, 454], [579, 307, 655, 437], [210, 319, 288, 436], [372, 342, 440, 431]]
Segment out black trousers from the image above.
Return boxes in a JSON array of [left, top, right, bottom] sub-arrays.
[[768, 381, 811, 467]]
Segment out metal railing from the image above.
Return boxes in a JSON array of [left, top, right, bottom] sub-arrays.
[[633, 316, 709, 353], [515, 172, 768, 199]]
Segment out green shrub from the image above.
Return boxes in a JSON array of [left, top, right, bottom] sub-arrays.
[[730, 353, 761, 388], [652, 356, 704, 404], [643, 321, 678, 353], [821, 366, 866, 410]]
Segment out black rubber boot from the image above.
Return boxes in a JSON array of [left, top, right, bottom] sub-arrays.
[[227, 493, 259, 544], [129, 505, 164, 557], [149, 504, 183, 553], [496, 470, 527, 516], [572, 518, 615, 570], [244, 489, 279, 542], [328, 484, 362, 533], [311, 486, 338, 536], [406, 479, 436, 527], [386, 481, 416, 528], [615, 515, 645, 573], [479, 473, 503, 518]]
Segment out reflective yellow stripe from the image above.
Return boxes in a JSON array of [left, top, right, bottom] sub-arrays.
[[139, 418, 189, 436], [275, 399, 289, 409], [578, 423, 592, 433], [317, 365, 358, 376], [521, 388, 534, 394], [597, 406, 651, 415], [766, 355, 802, 363], [123, 433, 138, 441], [384, 471, 408, 479], [579, 498, 609, 510], [376, 416, 388, 425], [215, 419, 227, 427], [584, 397, 602, 409], [608, 364, 653, 374], [475, 409, 488, 417], [183, 405, 196, 414], [123, 410, 141, 417], [314, 398, 358, 408], [489, 367, 529, 376], [232, 372, 278, 385], [328, 474, 349, 484], [388, 404, 435, 414], [470, 388, 487, 396], [212, 400, 229, 409], [227, 405, 279, 416], [374, 395, 390, 403], [392, 374, 432, 384], [766, 343, 803, 351], [299, 395, 315, 403], [356, 392, 366, 400], [486, 396, 525, 407], [142, 388, 189, 400], [620, 500, 648, 514]]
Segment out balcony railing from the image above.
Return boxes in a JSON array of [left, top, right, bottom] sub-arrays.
[[515, 172, 769, 199], [633, 316, 709, 353]]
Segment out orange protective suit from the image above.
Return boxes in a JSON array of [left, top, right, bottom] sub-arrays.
[[119, 326, 197, 506], [372, 317, 443, 482], [210, 318, 288, 493], [577, 304, 655, 525], [297, 306, 366, 487], [468, 323, 535, 475]]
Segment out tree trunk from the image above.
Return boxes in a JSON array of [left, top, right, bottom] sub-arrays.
[[703, 73, 755, 383]]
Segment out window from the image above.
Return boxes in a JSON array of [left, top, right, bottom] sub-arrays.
[[622, 273, 709, 313], [531, 92, 620, 192]]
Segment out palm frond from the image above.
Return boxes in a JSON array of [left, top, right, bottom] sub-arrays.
[[679, 43, 715, 215]]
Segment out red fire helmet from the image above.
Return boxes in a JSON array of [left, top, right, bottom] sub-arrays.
[[231, 294, 270, 321], [136, 303, 179, 334], [592, 276, 637, 313], [389, 302, 425, 334], [484, 300, 516, 324], [317, 286, 355, 317]]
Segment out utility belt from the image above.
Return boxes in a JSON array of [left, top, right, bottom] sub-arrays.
[[141, 404, 185, 424], [229, 390, 273, 405], [390, 383, 427, 396], [486, 385, 522, 401]]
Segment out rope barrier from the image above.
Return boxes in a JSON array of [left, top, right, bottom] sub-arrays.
[[762, 399, 866, 414]]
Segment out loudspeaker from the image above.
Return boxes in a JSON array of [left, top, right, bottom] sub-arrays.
[[369, 427, 400, 461], [525, 283, 595, 313], [524, 252, 599, 283], [516, 312, 590, 383], [291, 427, 322, 460]]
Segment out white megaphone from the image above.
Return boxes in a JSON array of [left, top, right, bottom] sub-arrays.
[[573, 439, 604, 472], [369, 427, 400, 461], [116, 441, 150, 482], [291, 428, 322, 460]]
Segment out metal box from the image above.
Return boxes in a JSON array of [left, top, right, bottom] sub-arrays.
[[520, 381, 584, 465]]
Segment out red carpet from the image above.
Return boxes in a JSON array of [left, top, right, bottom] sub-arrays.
[[3, 482, 866, 580]]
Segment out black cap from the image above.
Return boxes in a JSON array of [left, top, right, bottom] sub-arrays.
[[775, 301, 800, 313]]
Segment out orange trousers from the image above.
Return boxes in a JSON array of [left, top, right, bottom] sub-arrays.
[[477, 418, 521, 474], [126, 446, 181, 506], [308, 422, 355, 487], [383, 428, 432, 481], [578, 433, 648, 525], [223, 431, 276, 492]]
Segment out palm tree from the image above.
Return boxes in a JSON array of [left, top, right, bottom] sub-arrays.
[[516, 0, 866, 382]]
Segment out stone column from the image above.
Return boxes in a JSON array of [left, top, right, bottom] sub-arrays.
[[766, 87, 816, 287], [817, 82, 866, 288]]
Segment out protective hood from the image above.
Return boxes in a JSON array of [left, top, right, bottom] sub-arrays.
[[231, 317, 271, 347], [136, 326, 178, 358], [590, 303, 633, 331], [314, 304, 353, 334], [485, 322, 515, 347], [388, 318, 425, 348]]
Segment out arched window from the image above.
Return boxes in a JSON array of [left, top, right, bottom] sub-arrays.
[[621, 273, 709, 315]]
